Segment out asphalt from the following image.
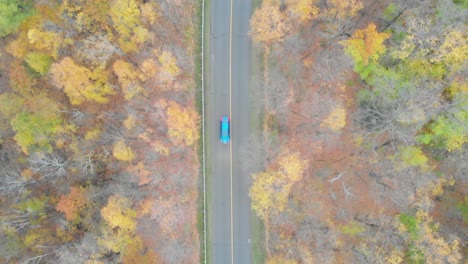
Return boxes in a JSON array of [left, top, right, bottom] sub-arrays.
[[209, 0, 252, 263]]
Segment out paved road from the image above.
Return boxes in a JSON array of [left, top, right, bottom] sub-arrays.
[[209, 0, 252, 263]]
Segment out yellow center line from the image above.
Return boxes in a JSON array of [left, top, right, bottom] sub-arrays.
[[229, 0, 233, 263]]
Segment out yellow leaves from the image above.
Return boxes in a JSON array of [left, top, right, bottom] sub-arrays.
[[250, 150, 307, 219], [166, 101, 200, 146], [267, 255, 299, 264], [434, 30, 468, 69], [398, 146, 428, 170], [140, 59, 158, 79], [321, 106, 347, 131], [158, 51, 180, 78], [113, 139, 135, 162], [250, 5, 290, 45], [99, 195, 140, 256], [27, 28, 61, 58], [278, 151, 308, 182], [140, 2, 158, 25], [250, 171, 278, 218], [85, 127, 102, 141], [341, 23, 391, 65], [124, 115, 136, 130], [50, 57, 115, 105], [326, 0, 363, 20], [151, 140, 170, 156], [113, 59, 144, 100], [101, 195, 137, 232], [286, 0, 319, 23], [109, 0, 149, 52]]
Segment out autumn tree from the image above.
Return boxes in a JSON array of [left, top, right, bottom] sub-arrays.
[[99, 195, 140, 258], [285, 0, 319, 25], [3, 89, 76, 155], [113, 59, 144, 100], [113, 139, 135, 162], [158, 51, 180, 83], [341, 23, 391, 79], [166, 101, 200, 146], [0, 0, 34, 36], [250, 150, 308, 219], [250, 5, 290, 45], [321, 106, 347, 131], [25, 52, 52, 75], [325, 0, 363, 21], [397, 209, 462, 263], [109, 0, 149, 52], [56, 186, 89, 222], [50, 57, 115, 105]]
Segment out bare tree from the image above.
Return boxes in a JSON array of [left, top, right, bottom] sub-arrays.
[[28, 152, 68, 180], [80, 151, 96, 175], [0, 168, 37, 195], [355, 81, 443, 146]]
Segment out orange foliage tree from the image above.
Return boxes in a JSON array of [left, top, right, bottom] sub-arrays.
[[56, 186, 88, 222]]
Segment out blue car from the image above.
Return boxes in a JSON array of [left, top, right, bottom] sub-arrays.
[[220, 116, 230, 144]]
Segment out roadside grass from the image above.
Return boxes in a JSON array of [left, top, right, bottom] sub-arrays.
[[252, 213, 266, 263], [252, 0, 262, 8], [195, 0, 212, 263], [249, 10, 267, 262]]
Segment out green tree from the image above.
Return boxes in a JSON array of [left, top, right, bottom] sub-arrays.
[[0, 0, 34, 36], [25, 52, 52, 75], [417, 113, 467, 152]]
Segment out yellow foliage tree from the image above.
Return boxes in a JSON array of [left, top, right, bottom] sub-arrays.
[[326, 0, 363, 20], [109, 0, 149, 52], [341, 23, 391, 65], [101, 195, 137, 232], [140, 59, 158, 79], [250, 5, 290, 45], [434, 30, 468, 70], [286, 0, 319, 24], [27, 27, 61, 58], [140, 2, 158, 25], [113, 59, 143, 100], [250, 150, 307, 219], [166, 101, 200, 146], [321, 106, 347, 131], [50, 57, 115, 105], [113, 139, 135, 162], [99, 195, 139, 256], [158, 51, 180, 80]]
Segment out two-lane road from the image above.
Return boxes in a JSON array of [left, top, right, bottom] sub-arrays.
[[209, 0, 252, 263]]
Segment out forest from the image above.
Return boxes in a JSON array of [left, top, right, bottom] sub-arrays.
[[247, 0, 466, 263], [0, 0, 466, 263], [0, 0, 200, 263]]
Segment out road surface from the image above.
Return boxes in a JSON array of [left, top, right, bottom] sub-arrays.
[[208, 0, 252, 263]]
